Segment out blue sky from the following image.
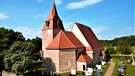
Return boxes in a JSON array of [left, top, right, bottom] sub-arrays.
[[0, 0, 134, 40]]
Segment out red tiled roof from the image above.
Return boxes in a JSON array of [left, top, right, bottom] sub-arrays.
[[75, 22, 104, 51], [77, 51, 92, 62], [85, 47, 92, 51], [46, 30, 84, 49], [42, 3, 64, 30], [46, 3, 61, 21]]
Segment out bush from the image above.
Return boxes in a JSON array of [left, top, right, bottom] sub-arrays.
[[116, 46, 133, 54], [111, 55, 135, 60], [105, 46, 116, 54]]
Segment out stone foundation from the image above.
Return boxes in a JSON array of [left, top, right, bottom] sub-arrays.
[[2, 70, 23, 76]]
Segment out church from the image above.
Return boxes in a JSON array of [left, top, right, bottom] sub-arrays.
[[41, 3, 105, 73]]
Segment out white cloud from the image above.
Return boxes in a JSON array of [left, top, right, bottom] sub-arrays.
[[0, 13, 9, 20], [92, 26, 110, 40], [123, 27, 134, 31], [16, 26, 32, 35], [119, 26, 134, 34], [34, 14, 46, 18], [16, 26, 41, 39], [55, 0, 62, 5], [37, 0, 44, 3], [63, 22, 74, 31], [93, 26, 108, 34], [34, 14, 42, 18], [66, 0, 103, 9]]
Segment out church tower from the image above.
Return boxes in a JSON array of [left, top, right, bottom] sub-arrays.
[[42, 3, 65, 51]]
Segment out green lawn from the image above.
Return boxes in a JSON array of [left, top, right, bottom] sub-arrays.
[[132, 46, 135, 53], [59, 71, 83, 76], [31, 59, 135, 76], [57, 63, 110, 76], [112, 59, 135, 76], [102, 63, 110, 76]]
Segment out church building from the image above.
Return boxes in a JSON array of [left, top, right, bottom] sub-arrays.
[[42, 3, 105, 73]]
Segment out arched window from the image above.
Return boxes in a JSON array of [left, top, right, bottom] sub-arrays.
[[57, 21, 60, 26], [46, 21, 50, 28]]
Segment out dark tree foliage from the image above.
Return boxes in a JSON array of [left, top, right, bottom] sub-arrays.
[[100, 35, 135, 46], [0, 27, 25, 72], [3, 41, 36, 74], [100, 40, 112, 46], [26, 37, 42, 53], [106, 46, 116, 54], [116, 46, 133, 54], [100, 35, 135, 54], [25, 37, 42, 61], [0, 27, 42, 73], [0, 27, 25, 53]]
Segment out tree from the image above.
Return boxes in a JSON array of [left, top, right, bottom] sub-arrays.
[[100, 40, 112, 47], [116, 46, 133, 54], [100, 35, 135, 46], [105, 46, 116, 54], [0, 27, 25, 72], [3, 41, 36, 74], [0, 27, 25, 55], [27, 37, 42, 53], [26, 37, 42, 60]]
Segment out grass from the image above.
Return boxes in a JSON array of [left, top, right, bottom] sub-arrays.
[[132, 46, 135, 53], [29, 58, 135, 76], [24, 61, 110, 76], [112, 59, 120, 76], [29, 60, 45, 71], [54, 63, 110, 76], [28, 59, 120, 76], [112, 59, 135, 76], [59, 71, 83, 76], [102, 63, 110, 76]]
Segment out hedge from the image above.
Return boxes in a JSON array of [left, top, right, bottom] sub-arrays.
[[110, 55, 135, 60]]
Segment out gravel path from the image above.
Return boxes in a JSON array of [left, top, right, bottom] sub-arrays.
[[104, 60, 115, 76]]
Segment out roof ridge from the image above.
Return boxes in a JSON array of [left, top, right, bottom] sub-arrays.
[[75, 22, 90, 29], [77, 51, 92, 62], [46, 30, 84, 49], [75, 23, 97, 50], [82, 54, 87, 62], [81, 55, 86, 62], [58, 31, 63, 49], [62, 31, 76, 48], [77, 54, 86, 62]]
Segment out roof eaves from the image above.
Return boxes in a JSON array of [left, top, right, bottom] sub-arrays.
[[93, 47, 104, 51], [46, 47, 83, 50]]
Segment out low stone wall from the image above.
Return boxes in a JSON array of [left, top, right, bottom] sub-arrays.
[[2, 70, 23, 76]]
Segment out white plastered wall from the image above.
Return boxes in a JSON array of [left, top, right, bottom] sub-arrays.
[[71, 23, 89, 47]]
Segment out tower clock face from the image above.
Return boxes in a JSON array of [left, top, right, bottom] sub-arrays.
[[47, 30, 51, 34]]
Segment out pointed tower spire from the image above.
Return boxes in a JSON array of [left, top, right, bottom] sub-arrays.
[[42, 2, 64, 30], [46, 2, 61, 21]]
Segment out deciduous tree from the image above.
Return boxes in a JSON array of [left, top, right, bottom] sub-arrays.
[[116, 46, 132, 54], [0, 27, 25, 72], [3, 41, 36, 74]]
